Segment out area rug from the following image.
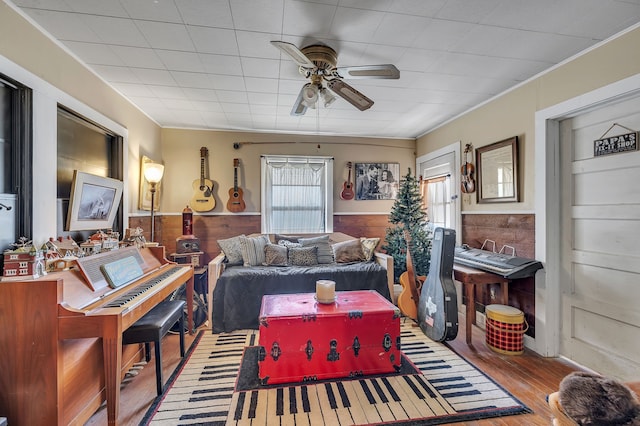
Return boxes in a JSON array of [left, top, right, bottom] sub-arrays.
[[141, 321, 531, 425]]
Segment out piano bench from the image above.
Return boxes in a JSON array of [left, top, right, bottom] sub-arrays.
[[123, 300, 186, 396]]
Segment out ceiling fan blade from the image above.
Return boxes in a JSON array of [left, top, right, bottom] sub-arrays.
[[327, 79, 374, 111], [335, 64, 400, 79], [271, 41, 315, 69], [291, 85, 308, 116]]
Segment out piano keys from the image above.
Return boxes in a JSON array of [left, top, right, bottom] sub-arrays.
[[454, 244, 543, 279], [0, 246, 194, 426], [157, 324, 520, 425]]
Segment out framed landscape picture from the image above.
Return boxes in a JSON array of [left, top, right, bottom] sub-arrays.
[[354, 162, 400, 200], [66, 171, 123, 231]]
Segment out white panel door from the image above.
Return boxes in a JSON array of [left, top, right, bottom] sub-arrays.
[[559, 95, 640, 381]]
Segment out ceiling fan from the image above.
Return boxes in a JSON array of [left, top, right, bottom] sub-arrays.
[[271, 41, 400, 116]]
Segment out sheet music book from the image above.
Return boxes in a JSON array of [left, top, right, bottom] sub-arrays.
[[100, 255, 144, 289]]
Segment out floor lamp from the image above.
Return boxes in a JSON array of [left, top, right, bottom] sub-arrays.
[[144, 162, 165, 243]]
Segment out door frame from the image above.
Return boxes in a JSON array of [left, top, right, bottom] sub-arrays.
[[416, 141, 461, 244], [534, 72, 640, 357]]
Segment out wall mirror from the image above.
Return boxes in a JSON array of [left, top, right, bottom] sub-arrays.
[[476, 136, 519, 203]]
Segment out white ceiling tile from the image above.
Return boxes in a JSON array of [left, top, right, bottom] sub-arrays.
[[211, 75, 246, 91], [148, 84, 187, 99], [156, 50, 205, 72], [21, 9, 100, 42], [247, 92, 279, 105], [171, 71, 215, 89], [245, 77, 279, 93], [330, 7, 385, 43], [188, 26, 239, 55], [182, 88, 219, 102], [282, 0, 337, 37], [120, 0, 183, 23], [216, 90, 249, 103], [111, 82, 156, 97], [230, 0, 284, 33], [12, 0, 70, 11], [63, 41, 124, 66], [132, 69, 176, 86], [388, 0, 446, 17], [434, 0, 502, 23], [91, 65, 141, 83], [411, 19, 475, 51], [64, 0, 129, 17], [192, 101, 223, 112], [136, 20, 195, 50], [110, 46, 165, 69], [236, 31, 282, 59], [83, 15, 149, 47], [241, 58, 280, 78], [372, 13, 429, 47], [175, 0, 234, 28], [200, 53, 243, 75]]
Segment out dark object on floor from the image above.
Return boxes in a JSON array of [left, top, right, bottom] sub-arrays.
[[123, 300, 186, 395]]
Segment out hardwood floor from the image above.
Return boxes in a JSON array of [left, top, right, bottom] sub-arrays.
[[87, 317, 584, 425]]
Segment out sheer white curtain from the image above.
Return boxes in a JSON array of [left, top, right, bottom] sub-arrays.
[[261, 155, 333, 233]]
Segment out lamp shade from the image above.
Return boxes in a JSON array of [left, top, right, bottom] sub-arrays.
[[144, 162, 164, 184]]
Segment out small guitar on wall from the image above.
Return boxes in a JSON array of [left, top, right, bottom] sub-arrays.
[[226, 158, 246, 213], [190, 147, 215, 212], [340, 161, 355, 200]]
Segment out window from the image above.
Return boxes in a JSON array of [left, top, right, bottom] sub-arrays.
[[421, 176, 450, 229], [261, 155, 333, 233], [0, 74, 32, 257]]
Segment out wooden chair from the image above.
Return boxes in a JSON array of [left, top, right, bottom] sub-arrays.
[[123, 300, 186, 395]]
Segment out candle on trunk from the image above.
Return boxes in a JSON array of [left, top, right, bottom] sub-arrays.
[[316, 279, 336, 303]]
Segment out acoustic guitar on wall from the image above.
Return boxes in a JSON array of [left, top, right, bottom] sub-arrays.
[[340, 161, 355, 200], [190, 147, 215, 212], [226, 158, 246, 213]]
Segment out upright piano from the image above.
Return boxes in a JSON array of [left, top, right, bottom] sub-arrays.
[[0, 246, 194, 426]]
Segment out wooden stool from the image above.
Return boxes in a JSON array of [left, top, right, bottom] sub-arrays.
[[123, 300, 186, 395]]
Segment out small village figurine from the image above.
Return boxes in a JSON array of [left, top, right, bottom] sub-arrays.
[[2, 237, 46, 280], [42, 236, 81, 272], [123, 227, 146, 249]]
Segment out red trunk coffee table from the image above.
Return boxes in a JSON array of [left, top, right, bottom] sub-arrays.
[[258, 290, 401, 385]]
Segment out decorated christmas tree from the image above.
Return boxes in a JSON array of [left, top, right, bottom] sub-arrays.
[[382, 168, 433, 282]]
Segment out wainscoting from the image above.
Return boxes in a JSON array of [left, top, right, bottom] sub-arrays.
[[129, 214, 392, 266]]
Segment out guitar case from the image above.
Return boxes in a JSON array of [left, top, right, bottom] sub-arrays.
[[418, 227, 459, 342]]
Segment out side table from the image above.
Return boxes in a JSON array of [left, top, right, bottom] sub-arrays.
[[453, 264, 510, 345]]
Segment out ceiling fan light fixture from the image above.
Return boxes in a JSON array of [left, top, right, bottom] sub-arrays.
[[301, 83, 319, 108], [320, 87, 336, 107]]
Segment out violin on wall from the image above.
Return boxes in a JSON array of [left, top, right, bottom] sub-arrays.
[[461, 143, 475, 194]]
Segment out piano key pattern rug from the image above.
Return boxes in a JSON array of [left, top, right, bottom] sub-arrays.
[[141, 321, 531, 425]]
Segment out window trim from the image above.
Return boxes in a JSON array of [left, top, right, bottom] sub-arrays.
[[260, 154, 334, 234]]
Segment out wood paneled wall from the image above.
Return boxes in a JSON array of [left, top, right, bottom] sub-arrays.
[[461, 213, 536, 337], [130, 212, 537, 336], [129, 214, 392, 266]]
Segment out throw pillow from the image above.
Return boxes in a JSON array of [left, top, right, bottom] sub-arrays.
[[217, 235, 245, 265], [240, 234, 270, 266], [288, 246, 318, 266], [332, 239, 366, 263], [360, 237, 380, 261], [263, 243, 288, 266], [274, 234, 301, 243], [299, 235, 334, 264], [278, 240, 302, 248]]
